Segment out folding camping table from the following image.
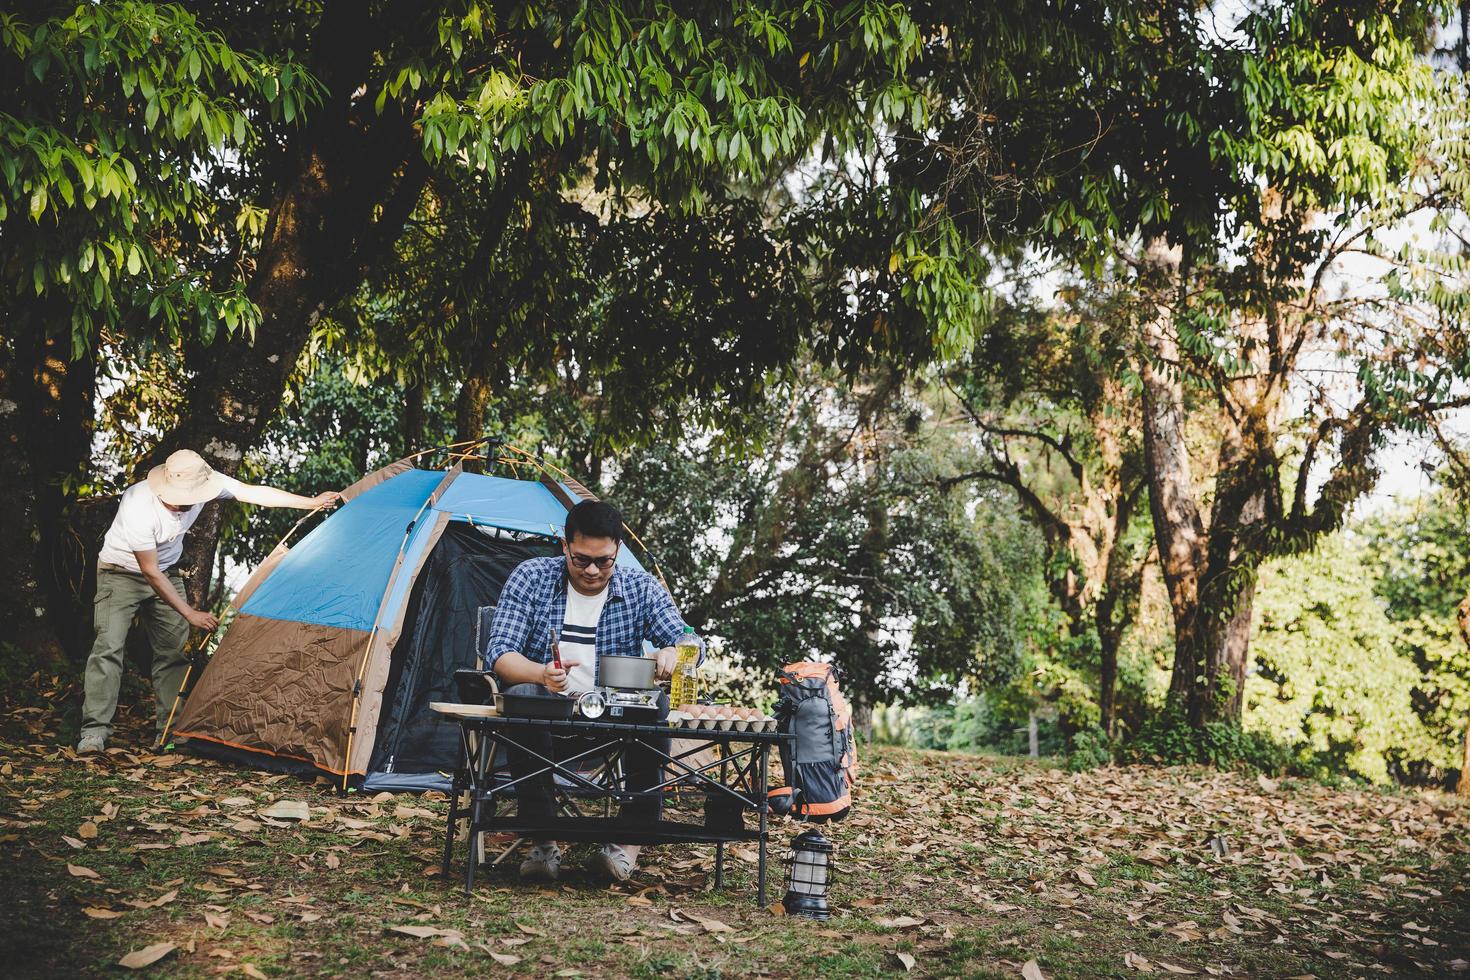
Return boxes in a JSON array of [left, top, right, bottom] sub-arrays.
[[433, 705, 793, 906]]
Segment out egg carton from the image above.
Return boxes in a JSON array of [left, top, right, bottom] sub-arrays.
[[668, 710, 777, 732]]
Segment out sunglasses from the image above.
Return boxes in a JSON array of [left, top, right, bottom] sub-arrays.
[[568, 553, 617, 570]]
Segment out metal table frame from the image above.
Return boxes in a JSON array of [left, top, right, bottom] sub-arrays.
[[440, 711, 792, 905]]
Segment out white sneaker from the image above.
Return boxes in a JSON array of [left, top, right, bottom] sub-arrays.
[[518, 841, 561, 882], [587, 843, 638, 882], [76, 734, 106, 755]]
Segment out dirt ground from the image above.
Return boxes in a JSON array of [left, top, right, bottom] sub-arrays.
[[2, 693, 1467, 978]]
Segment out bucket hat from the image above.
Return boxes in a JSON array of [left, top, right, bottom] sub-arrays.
[[146, 450, 226, 506]]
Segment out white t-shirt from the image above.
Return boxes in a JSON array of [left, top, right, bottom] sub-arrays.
[[558, 584, 609, 695], [96, 476, 244, 573]]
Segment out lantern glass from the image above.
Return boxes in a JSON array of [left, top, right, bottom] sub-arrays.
[[788, 848, 829, 894], [782, 830, 835, 919]]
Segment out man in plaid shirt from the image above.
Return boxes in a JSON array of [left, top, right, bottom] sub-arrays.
[[487, 500, 697, 883]]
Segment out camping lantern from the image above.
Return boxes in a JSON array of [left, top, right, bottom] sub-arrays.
[[782, 829, 835, 919]]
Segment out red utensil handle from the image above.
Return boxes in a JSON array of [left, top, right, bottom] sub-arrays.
[[550, 628, 563, 670]]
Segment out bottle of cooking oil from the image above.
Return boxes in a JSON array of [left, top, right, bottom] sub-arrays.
[[671, 626, 702, 706]]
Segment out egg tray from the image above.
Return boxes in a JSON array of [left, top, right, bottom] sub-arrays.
[[667, 710, 776, 732]]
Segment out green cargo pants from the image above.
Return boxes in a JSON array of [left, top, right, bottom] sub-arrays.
[[80, 564, 193, 742]]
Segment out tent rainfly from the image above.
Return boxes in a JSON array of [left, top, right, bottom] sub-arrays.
[[174, 460, 647, 792]]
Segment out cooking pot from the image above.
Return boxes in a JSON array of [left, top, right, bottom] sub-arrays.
[[599, 654, 657, 690]]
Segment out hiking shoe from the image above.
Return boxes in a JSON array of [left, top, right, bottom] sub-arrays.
[[76, 734, 106, 755], [587, 843, 637, 882], [518, 842, 561, 882]]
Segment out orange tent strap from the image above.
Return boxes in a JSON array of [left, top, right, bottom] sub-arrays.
[[174, 730, 363, 778]]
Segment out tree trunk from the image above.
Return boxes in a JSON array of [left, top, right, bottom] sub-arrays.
[[454, 371, 493, 471], [0, 321, 97, 662], [150, 1, 432, 605], [1097, 621, 1119, 736], [1460, 718, 1470, 798], [1134, 242, 1214, 727], [1192, 567, 1257, 721], [1453, 560, 1470, 796], [401, 383, 426, 455]]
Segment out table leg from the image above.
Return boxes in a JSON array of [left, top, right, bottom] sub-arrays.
[[757, 743, 770, 907], [715, 841, 725, 889], [465, 728, 488, 894], [442, 760, 460, 877]]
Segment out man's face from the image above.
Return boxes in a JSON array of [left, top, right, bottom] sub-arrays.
[[564, 534, 619, 595]]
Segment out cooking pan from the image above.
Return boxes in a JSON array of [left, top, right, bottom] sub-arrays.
[[599, 655, 657, 690]]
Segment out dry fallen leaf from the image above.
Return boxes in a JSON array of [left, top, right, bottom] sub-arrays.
[[240, 964, 268, 980], [489, 952, 522, 966], [1074, 867, 1098, 888], [893, 952, 916, 972], [66, 863, 99, 879], [118, 942, 176, 970], [146, 889, 179, 909], [82, 907, 123, 920], [1125, 951, 1156, 973], [204, 911, 230, 929], [78, 821, 98, 840], [1023, 959, 1047, 980], [259, 800, 310, 821], [874, 916, 926, 929], [692, 915, 734, 934], [389, 925, 443, 939]]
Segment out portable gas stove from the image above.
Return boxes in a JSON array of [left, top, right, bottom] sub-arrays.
[[577, 685, 662, 721]]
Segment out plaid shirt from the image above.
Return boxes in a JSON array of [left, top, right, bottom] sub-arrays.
[[485, 556, 694, 682]]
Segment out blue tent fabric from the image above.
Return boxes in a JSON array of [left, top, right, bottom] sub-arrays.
[[239, 469, 444, 630], [239, 469, 646, 632], [434, 475, 571, 536]]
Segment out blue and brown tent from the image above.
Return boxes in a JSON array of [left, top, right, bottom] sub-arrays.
[[174, 456, 650, 792]]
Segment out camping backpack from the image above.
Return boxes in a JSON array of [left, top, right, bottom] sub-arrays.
[[767, 662, 858, 822]]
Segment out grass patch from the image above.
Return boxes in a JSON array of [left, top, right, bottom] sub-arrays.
[[2, 702, 1467, 978]]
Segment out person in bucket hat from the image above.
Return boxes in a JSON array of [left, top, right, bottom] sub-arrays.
[[75, 450, 342, 755]]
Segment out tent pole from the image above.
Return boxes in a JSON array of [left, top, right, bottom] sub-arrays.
[[157, 630, 215, 748], [340, 626, 379, 796]]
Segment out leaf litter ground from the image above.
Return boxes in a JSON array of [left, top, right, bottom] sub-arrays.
[[2, 692, 1467, 978]]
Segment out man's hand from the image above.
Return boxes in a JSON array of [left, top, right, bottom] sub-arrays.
[[312, 491, 343, 510], [653, 647, 678, 682], [186, 609, 219, 631], [542, 659, 581, 694]]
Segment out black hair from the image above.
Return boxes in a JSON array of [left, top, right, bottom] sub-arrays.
[[563, 500, 624, 545]]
